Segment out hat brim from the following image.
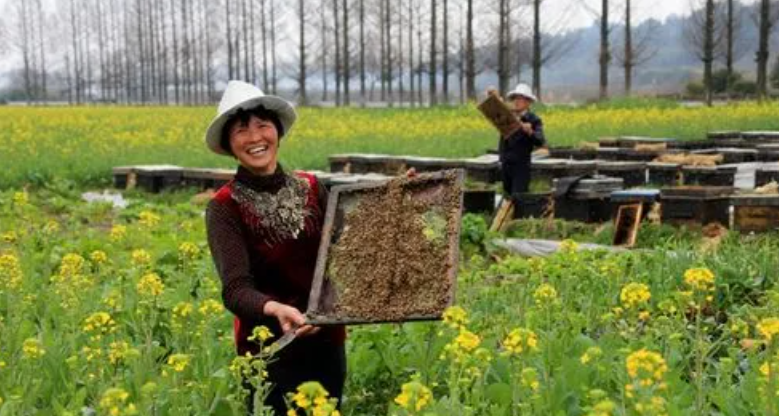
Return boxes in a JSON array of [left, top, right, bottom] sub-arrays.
[[205, 96, 297, 156], [507, 92, 537, 102]]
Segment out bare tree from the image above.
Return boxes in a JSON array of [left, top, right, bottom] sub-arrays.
[[612, 0, 658, 96], [442, 0, 450, 103], [343, 0, 351, 105], [430, 0, 437, 105], [297, 0, 309, 104], [359, 0, 366, 105], [465, 0, 476, 101], [684, 0, 725, 106], [755, 0, 779, 100]]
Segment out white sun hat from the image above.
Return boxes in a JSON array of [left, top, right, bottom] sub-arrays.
[[205, 80, 297, 155], [506, 83, 538, 102]]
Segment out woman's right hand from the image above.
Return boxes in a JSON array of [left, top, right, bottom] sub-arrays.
[[263, 300, 319, 337]]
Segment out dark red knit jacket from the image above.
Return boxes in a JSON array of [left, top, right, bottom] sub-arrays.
[[205, 165, 345, 355]]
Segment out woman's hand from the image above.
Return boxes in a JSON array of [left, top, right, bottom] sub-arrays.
[[263, 300, 320, 337]]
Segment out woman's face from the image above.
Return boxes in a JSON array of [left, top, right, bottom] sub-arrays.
[[228, 115, 280, 175], [512, 96, 532, 113]]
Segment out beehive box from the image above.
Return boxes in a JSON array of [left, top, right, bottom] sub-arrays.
[[682, 166, 737, 187], [732, 195, 779, 233], [756, 166, 779, 187], [477, 93, 521, 137], [596, 161, 647, 188], [306, 170, 464, 325], [647, 163, 682, 187], [660, 186, 734, 227], [463, 155, 501, 184], [133, 165, 185, 193], [513, 192, 553, 219]]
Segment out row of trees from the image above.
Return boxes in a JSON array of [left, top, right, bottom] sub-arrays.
[[1, 0, 777, 106], [685, 0, 779, 104]]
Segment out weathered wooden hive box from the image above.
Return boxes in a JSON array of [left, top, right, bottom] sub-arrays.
[[553, 176, 624, 223], [682, 165, 738, 187], [306, 170, 464, 325], [731, 195, 779, 233], [513, 192, 553, 219], [647, 162, 682, 187], [462, 154, 501, 184], [660, 186, 734, 227], [610, 189, 660, 220], [596, 161, 647, 188], [756, 165, 779, 188]]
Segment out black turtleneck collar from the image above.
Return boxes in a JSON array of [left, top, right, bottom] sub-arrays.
[[234, 164, 287, 193]]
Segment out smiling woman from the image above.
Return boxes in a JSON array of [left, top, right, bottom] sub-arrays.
[[203, 81, 346, 416]]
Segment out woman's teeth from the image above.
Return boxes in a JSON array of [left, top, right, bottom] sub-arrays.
[[248, 145, 268, 155]]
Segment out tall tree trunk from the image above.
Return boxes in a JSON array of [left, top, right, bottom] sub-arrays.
[[465, 0, 475, 101], [624, 0, 633, 95], [498, 0, 509, 95], [298, 0, 307, 105], [379, 0, 386, 101], [321, 0, 328, 102], [386, 0, 393, 104], [398, 0, 404, 105], [226, 0, 233, 79], [408, 0, 414, 107], [430, 0, 437, 105], [704, 0, 715, 106], [271, 0, 278, 94], [443, 0, 449, 103], [250, 0, 257, 84], [262, 0, 269, 89], [757, 0, 771, 101], [417, 9, 423, 105], [343, 0, 350, 105], [360, 0, 366, 105], [532, 0, 541, 99], [333, 0, 341, 105], [599, 0, 610, 100], [242, 0, 250, 83], [726, 0, 734, 93], [172, 0, 180, 103], [36, 0, 46, 102]]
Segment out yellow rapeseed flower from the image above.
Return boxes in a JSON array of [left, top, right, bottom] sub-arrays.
[[0, 252, 23, 290], [501, 327, 539, 357], [581, 346, 603, 365], [166, 353, 191, 372], [22, 337, 45, 359], [178, 242, 200, 262], [394, 377, 433, 412], [130, 249, 151, 267], [1, 231, 18, 243], [626, 349, 667, 386], [684, 268, 715, 292], [757, 318, 779, 343], [533, 283, 558, 306], [620, 283, 651, 309], [441, 305, 468, 329], [138, 211, 161, 228], [198, 299, 224, 317], [83, 312, 117, 340], [248, 326, 274, 343], [12, 191, 28, 206], [99, 387, 138, 416], [110, 225, 127, 242], [136, 272, 165, 298], [90, 250, 108, 265], [59, 253, 86, 278], [108, 341, 140, 365]]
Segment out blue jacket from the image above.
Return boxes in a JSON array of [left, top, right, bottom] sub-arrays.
[[498, 111, 546, 164]]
